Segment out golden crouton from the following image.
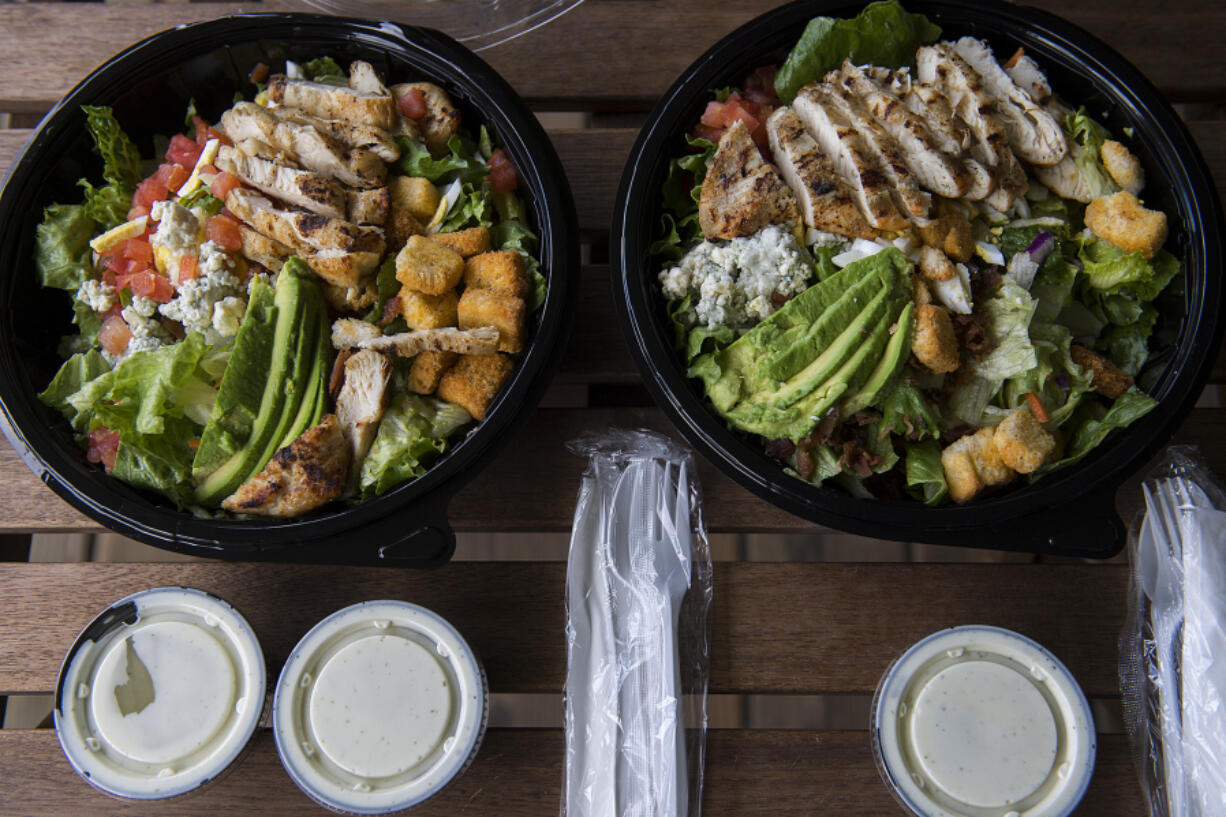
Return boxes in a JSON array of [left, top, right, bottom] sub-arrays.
[[436, 353, 514, 420], [919, 245, 956, 282], [390, 176, 441, 224], [1101, 140, 1145, 196], [1084, 191, 1167, 259], [400, 287, 459, 330], [395, 235, 465, 295], [941, 427, 1017, 503], [913, 276, 932, 306], [1071, 345, 1134, 399], [463, 251, 530, 300], [408, 350, 458, 395], [994, 408, 1057, 474], [457, 288, 526, 354], [912, 304, 959, 374], [386, 207, 423, 253], [918, 198, 974, 262], [429, 227, 491, 259]]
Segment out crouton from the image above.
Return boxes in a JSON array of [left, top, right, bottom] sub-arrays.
[[408, 350, 458, 395], [941, 427, 1017, 503], [389, 176, 441, 224], [1084, 191, 1167, 259], [400, 287, 459, 330], [994, 408, 1057, 474], [919, 245, 956, 282], [429, 227, 491, 259], [913, 276, 933, 306], [386, 204, 424, 253], [436, 353, 514, 420], [457, 288, 526, 354], [1101, 140, 1145, 196], [395, 235, 465, 295], [463, 251, 529, 299], [1071, 345, 1134, 399], [912, 304, 959, 374], [918, 198, 974, 262]]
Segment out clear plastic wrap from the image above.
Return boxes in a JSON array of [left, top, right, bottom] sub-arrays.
[[561, 429, 713, 817], [1121, 445, 1226, 817]]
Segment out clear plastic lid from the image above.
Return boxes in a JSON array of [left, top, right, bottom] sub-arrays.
[[53, 587, 266, 800], [273, 600, 487, 815], [871, 625, 1096, 817], [290, 0, 585, 52]]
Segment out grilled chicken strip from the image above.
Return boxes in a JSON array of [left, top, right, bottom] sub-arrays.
[[222, 102, 386, 190], [824, 82, 932, 223], [347, 187, 390, 226], [952, 37, 1066, 166], [900, 83, 995, 201], [275, 108, 400, 162], [839, 62, 969, 199], [793, 84, 906, 231], [268, 74, 396, 130], [335, 349, 392, 489], [1005, 54, 1054, 107], [1032, 155, 1095, 203], [331, 320, 501, 357], [348, 60, 389, 96], [237, 221, 383, 290], [238, 223, 292, 271], [222, 415, 350, 517], [698, 119, 801, 240], [217, 144, 347, 219], [766, 107, 875, 239], [390, 82, 461, 154]]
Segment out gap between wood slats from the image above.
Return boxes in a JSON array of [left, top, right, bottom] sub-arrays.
[[0, 563, 1129, 697], [0, 728, 1146, 816]]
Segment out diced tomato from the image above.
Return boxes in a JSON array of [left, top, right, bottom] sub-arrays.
[[120, 237, 154, 268], [742, 65, 779, 108], [178, 255, 200, 282], [694, 91, 770, 150], [210, 171, 243, 203], [100, 269, 118, 289], [166, 134, 203, 171], [133, 176, 171, 212], [102, 302, 123, 321], [193, 116, 230, 147], [487, 149, 519, 193], [99, 315, 132, 356], [122, 270, 176, 303], [206, 214, 243, 251], [691, 123, 723, 144], [397, 88, 427, 120], [127, 204, 151, 222], [86, 427, 121, 472], [152, 162, 190, 192]]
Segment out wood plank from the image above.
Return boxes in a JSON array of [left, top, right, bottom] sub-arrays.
[[0, 728, 1143, 816], [0, 562, 1129, 696], [1, 404, 1224, 535], [0, 0, 1224, 112]]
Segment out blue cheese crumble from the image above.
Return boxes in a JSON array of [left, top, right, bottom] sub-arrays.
[[76, 279, 116, 314], [658, 225, 812, 331], [158, 241, 247, 345]]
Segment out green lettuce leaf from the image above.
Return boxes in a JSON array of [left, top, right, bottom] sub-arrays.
[[36, 204, 96, 291], [177, 187, 224, 216], [38, 349, 111, 423], [78, 106, 142, 229], [686, 324, 736, 364], [365, 256, 400, 324], [946, 375, 1003, 427], [1081, 236, 1180, 302], [1064, 107, 1119, 200], [1036, 387, 1158, 475], [813, 244, 841, 281], [303, 56, 345, 82], [1099, 303, 1158, 377], [905, 440, 949, 505], [970, 279, 1038, 381], [490, 215, 546, 311], [774, 1, 941, 103], [1031, 255, 1080, 323], [864, 422, 899, 473], [651, 135, 717, 262], [879, 378, 941, 441], [437, 182, 495, 233], [359, 394, 472, 497], [998, 321, 1093, 428], [396, 135, 490, 187]]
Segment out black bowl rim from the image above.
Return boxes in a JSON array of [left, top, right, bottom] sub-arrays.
[[612, 0, 1226, 556], [0, 13, 579, 564]]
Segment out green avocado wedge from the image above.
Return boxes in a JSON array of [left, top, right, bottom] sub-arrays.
[[841, 299, 916, 417]]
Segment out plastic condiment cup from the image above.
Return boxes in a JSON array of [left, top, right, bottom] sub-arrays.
[[273, 600, 488, 815], [871, 625, 1096, 817], [54, 586, 266, 800]]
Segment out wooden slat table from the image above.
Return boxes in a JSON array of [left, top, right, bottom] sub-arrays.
[[1, 1, 1222, 814]]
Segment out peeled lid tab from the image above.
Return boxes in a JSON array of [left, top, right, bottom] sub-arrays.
[[54, 587, 266, 800]]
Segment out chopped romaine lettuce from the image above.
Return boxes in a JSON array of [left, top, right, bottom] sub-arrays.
[[1064, 107, 1120, 200], [36, 204, 96, 291], [358, 394, 472, 497], [999, 321, 1093, 428], [78, 106, 142, 230], [303, 56, 345, 82], [1099, 303, 1158, 377], [651, 135, 717, 262], [396, 135, 490, 187], [905, 440, 949, 505], [879, 378, 941, 441], [970, 279, 1038, 381], [1036, 387, 1157, 475]]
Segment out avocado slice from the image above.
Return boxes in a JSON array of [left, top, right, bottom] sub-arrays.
[[841, 300, 915, 416], [193, 259, 326, 507], [274, 304, 332, 452]]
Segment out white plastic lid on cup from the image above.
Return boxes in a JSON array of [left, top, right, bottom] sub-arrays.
[[54, 586, 266, 800], [273, 600, 488, 815], [871, 625, 1096, 817]]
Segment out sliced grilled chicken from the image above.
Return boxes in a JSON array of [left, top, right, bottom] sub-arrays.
[[390, 82, 461, 154], [335, 349, 392, 489], [839, 62, 968, 199], [1032, 155, 1095, 203], [222, 102, 386, 189], [222, 415, 350, 517], [217, 145, 347, 219], [348, 60, 389, 96], [267, 74, 396, 130], [332, 323, 502, 357], [1004, 53, 1054, 107], [865, 65, 911, 96], [793, 85, 907, 231], [347, 187, 389, 226], [304, 248, 384, 289], [698, 119, 801, 240], [765, 107, 874, 239], [236, 223, 381, 290], [952, 37, 1066, 166], [331, 318, 381, 349], [238, 223, 291, 271], [321, 279, 378, 314], [275, 108, 400, 162], [824, 82, 931, 223], [903, 83, 971, 155]]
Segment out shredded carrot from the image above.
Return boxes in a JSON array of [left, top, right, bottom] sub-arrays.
[[188, 439, 200, 450], [1004, 47, 1025, 70], [1025, 392, 1049, 423]]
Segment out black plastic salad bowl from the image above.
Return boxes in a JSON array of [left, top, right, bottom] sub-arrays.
[[0, 14, 578, 566], [612, 0, 1225, 556]]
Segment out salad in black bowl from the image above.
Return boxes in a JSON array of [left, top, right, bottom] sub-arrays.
[[614, 0, 1224, 555]]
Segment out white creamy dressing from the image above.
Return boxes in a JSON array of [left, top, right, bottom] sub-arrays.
[[54, 587, 265, 800], [273, 601, 487, 815], [873, 626, 1095, 817]]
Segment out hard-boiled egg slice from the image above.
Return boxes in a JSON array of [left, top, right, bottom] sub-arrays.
[[176, 138, 221, 199], [89, 215, 148, 254]]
